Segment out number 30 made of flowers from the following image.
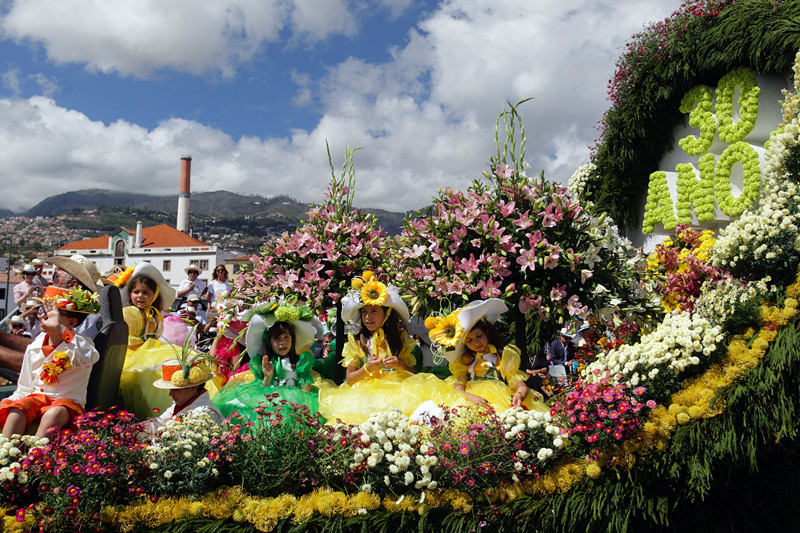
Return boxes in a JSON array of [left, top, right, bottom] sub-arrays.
[[643, 67, 763, 234]]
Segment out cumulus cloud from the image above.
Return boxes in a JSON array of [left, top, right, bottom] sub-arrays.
[[0, 0, 678, 213]]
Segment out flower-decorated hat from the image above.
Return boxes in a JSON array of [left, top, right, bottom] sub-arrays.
[[425, 298, 508, 362], [35, 286, 100, 314], [341, 271, 410, 326], [243, 299, 318, 357], [119, 262, 176, 310], [152, 358, 215, 389]]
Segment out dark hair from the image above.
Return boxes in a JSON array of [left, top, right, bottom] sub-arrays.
[[62, 309, 89, 327], [264, 322, 299, 364], [359, 306, 405, 356], [212, 266, 228, 281], [461, 320, 507, 362], [129, 275, 165, 310]]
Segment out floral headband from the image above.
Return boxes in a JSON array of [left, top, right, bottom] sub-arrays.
[[36, 286, 100, 314], [425, 309, 463, 348]]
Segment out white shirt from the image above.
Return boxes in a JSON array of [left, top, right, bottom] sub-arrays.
[[10, 330, 100, 406], [177, 278, 206, 300], [206, 280, 231, 306]]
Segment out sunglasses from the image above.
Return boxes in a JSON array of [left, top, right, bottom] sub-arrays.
[[188, 270, 199, 275]]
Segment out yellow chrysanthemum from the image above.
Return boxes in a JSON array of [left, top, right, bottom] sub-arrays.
[[428, 311, 462, 347], [114, 265, 135, 288], [360, 279, 388, 306]]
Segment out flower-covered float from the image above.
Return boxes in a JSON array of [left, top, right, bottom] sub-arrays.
[[3, 1, 800, 531]]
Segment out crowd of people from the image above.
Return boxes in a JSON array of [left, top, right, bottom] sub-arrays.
[[0, 258, 593, 440]]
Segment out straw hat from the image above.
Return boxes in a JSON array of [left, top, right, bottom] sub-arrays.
[[184, 263, 204, 274], [152, 358, 215, 389], [21, 264, 36, 273], [48, 256, 98, 293], [120, 262, 176, 310]]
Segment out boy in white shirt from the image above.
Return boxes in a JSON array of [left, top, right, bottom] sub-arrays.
[[0, 288, 100, 439]]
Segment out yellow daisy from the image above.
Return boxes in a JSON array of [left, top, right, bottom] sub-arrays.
[[360, 279, 388, 306], [428, 311, 462, 347]]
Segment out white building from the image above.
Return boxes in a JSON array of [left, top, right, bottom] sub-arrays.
[[54, 222, 239, 288]]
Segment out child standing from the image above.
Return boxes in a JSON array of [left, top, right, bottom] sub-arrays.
[[0, 288, 100, 438]]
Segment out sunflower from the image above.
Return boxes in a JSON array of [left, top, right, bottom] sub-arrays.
[[113, 266, 135, 288], [360, 279, 388, 306], [428, 311, 462, 348]]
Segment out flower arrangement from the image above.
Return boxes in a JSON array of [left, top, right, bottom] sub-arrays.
[[642, 171, 676, 234], [675, 154, 716, 223], [39, 351, 72, 385], [550, 376, 648, 460], [144, 412, 241, 497], [646, 224, 727, 312], [716, 66, 761, 143], [678, 84, 715, 156]]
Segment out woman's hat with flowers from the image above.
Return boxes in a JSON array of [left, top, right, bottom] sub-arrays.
[[341, 270, 410, 326], [242, 298, 318, 357], [425, 298, 508, 362], [119, 262, 176, 310], [152, 358, 215, 389]]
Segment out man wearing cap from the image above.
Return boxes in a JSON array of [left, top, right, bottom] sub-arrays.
[[0, 256, 101, 380]]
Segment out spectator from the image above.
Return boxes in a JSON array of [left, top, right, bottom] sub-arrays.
[[314, 332, 335, 359], [176, 264, 207, 305], [206, 265, 231, 308], [8, 316, 31, 338], [547, 327, 575, 386], [13, 264, 42, 310], [30, 259, 49, 291]]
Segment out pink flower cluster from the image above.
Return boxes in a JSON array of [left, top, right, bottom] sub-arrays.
[[234, 194, 389, 314], [551, 377, 648, 458]]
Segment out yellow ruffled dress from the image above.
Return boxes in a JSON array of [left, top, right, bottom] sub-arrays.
[[118, 306, 184, 420], [444, 345, 549, 413], [317, 331, 450, 425]]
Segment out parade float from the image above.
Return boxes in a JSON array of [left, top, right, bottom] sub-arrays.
[[2, 1, 800, 531]]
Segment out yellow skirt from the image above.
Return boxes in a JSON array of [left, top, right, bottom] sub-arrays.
[[118, 338, 184, 420], [442, 376, 550, 413], [318, 370, 453, 426]]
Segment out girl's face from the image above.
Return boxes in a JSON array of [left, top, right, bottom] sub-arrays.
[[270, 330, 293, 357], [465, 326, 489, 354], [130, 281, 156, 310], [360, 305, 386, 333]]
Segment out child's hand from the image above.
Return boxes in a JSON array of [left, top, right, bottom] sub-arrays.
[[262, 358, 274, 377], [382, 356, 401, 370], [464, 392, 488, 406], [39, 299, 66, 342], [364, 356, 382, 374]]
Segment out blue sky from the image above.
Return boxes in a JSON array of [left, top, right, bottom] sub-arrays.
[[0, 0, 677, 214]]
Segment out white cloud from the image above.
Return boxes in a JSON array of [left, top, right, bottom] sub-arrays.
[[0, 0, 679, 213]]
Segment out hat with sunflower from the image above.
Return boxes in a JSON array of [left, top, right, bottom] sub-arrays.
[[242, 298, 318, 357], [425, 298, 508, 362], [341, 270, 410, 327]]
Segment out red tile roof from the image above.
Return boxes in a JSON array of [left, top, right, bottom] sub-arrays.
[[58, 224, 209, 251], [56, 235, 110, 251]]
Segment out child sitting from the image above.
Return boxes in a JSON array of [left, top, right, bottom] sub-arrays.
[[148, 358, 222, 435], [0, 288, 100, 438]]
